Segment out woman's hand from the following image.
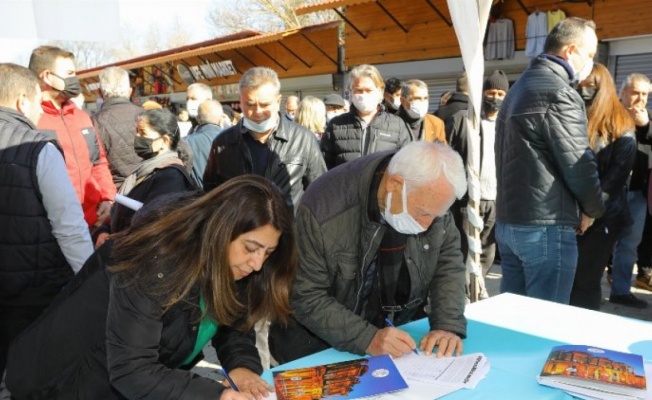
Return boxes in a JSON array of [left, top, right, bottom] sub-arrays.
[[227, 367, 273, 400], [221, 388, 252, 400]]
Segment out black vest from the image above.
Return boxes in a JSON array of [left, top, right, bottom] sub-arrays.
[[0, 107, 72, 306]]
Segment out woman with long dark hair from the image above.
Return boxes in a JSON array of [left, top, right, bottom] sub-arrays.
[[570, 63, 636, 310], [7, 175, 296, 400]]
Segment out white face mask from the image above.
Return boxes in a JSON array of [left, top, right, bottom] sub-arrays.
[[383, 181, 426, 235], [574, 48, 594, 83], [352, 92, 379, 113], [326, 111, 338, 122], [243, 115, 277, 133], [409, 100, 429, 119], [392, 96, 401, 108], [186, 99, 200, 118]]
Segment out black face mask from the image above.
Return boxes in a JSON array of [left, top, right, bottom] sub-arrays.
[[578, 86, 597, 105], [483, 97, 503, 113], [50, 72, 81, 99], [134, 136, 157, 160]]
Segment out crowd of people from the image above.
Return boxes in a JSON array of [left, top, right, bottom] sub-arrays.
[[0, 15, 651, 400]]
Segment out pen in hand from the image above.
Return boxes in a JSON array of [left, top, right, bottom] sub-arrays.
[[384, 317, 419, 355], [218, 366, 239, 392]]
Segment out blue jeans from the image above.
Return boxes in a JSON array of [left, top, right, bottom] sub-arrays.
[[496, 222, 578, 304], [611, 191, 648, 296]]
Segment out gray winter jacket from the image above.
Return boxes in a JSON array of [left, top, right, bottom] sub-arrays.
[[290, 151, 467, 355]]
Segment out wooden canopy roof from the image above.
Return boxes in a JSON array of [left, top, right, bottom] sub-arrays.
[[294, 0, 649, 68], [78, 21, 340, 101]]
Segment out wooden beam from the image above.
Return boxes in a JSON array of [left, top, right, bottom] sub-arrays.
[[333, 8, 367, 39], [375, 0, 408, 34], [515, 0, 530, 15], [255, 45, 288, 71], [277, 41, 312, 69], [300, 33, 338, 66], [233, 49, 258, 69], [423, 0, 452, 27]]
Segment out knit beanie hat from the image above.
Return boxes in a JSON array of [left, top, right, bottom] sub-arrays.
[[483, 70, 509, 92]]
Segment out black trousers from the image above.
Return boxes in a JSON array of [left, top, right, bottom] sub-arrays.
[[570, 222, 620, 310], [0, 304, 47, 378], [637, 212, 652, 274]]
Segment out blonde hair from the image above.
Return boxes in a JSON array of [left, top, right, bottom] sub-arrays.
[[349, 64, 385, 92], [295, 96, 326, 136]]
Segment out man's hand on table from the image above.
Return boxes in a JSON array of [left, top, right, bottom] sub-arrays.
[[366, 327, 418, 357], [420, 330, 463, 357]]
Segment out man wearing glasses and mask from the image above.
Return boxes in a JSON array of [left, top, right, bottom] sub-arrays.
[[270, 141, 468, 364]]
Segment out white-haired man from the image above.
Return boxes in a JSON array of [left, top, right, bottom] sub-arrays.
[[93, 66, 144, 189], [270, 141, 468, 364], [609, 73, 652, 308], [186, 82, 213, 133]]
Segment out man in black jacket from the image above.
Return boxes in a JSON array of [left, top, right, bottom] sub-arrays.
[[609, 73, 652, 308], [203, 67, 326, 213], [203, 67, 326, 369], [495, 17, 605, 304], [434, 72, 469, 124], [321, 64, 412, 170]]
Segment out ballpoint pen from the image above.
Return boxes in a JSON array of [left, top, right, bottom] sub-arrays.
[[384, 317, 419, 355], [218, 366, 239, 392]]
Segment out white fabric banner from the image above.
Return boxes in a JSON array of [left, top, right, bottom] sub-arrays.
[[1, 0, 120, 42]]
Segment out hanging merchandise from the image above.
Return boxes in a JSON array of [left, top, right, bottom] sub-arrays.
[[485, 18, 514, 60], [525, 11, 547, 58], [547, 9, 566, 33]]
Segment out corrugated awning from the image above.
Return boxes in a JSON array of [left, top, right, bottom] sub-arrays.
[[295, 0, 375, 16]]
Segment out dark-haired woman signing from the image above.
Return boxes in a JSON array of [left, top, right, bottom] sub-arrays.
[[570, 63, 636, 310], [7, 175, 296, 400]]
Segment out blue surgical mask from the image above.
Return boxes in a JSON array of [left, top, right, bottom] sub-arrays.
[[383, 181, 426, 235]]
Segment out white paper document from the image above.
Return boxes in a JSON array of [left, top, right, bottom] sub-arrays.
[[394, 352, 489, 388], [368, 352, 490, 399]]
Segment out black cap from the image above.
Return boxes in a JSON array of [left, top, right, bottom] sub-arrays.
[[323, 93, 346, 108], [483, 70, 509, 92]]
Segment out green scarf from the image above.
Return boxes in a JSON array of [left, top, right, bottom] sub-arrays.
[[180, 293, 218, 367]]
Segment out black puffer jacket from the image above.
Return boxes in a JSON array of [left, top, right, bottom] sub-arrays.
[[0, 108, 72, 307], [495, 55, 605, 226], [203, 116, 326, 211], [592, 131, 637, 232], [628, 109, 652, 194], [321, 106, 413, 169], [7, 241, 261, 400], [92, 98, 143, 189]]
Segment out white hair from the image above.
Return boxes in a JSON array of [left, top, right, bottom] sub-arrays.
[[620, 73, 650, 96], [99, 67, 130, 99], [387, 141, 467, 199], [187, 83, 213, 101]]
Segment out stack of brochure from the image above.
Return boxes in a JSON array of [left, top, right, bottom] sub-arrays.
[[537, 345, 647, 400], [268, 353, 490, 400]]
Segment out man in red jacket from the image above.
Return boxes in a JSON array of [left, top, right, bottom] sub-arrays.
[[29, 46, 116, 228]]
